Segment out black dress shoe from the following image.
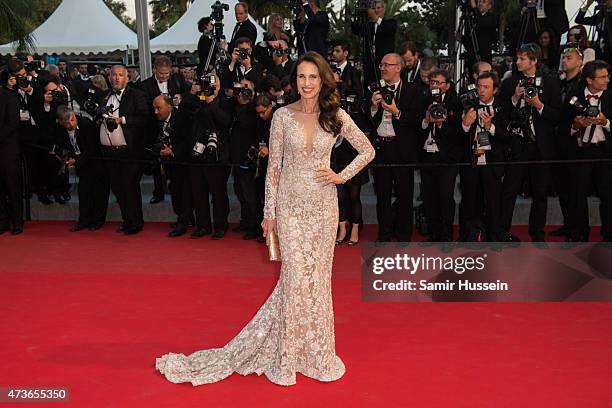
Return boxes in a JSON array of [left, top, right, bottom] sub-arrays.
[[549, 227, 566, 237], [212, 228, 227, 240], [169, 222, 178, 229], [232, 225, 248, 233], [88, 223, 103, 231], [168, 225, 187, 237], [124, 226, 142, 235], [243, 230, 259, 240], [11, 224, 23, 235], [191, 228, 211, 239], [38, 194, 53, 205], [53, 195, 66, 205], [150, 196, 164, 204], [70, 224, 88, 232], [116, 224, 128, 233]]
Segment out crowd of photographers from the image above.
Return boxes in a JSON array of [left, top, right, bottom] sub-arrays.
[[0, 0, 611, 243]]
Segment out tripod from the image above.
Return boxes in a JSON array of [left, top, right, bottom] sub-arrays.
[[516, 4, 540, 49], [354, 11, 379, 89], [453, 5, 480, 92]]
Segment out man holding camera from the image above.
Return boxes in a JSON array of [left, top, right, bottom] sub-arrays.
[[331, 40, 363, 103], [229, 2, 257, 52], [461, 71, 510, 241], [576, 0, 612, 61], [565, 60, 612, 242], [220, 37, 264, 91], [99, 65, 149, 235], [187, 74, 232, 240], [418, 69, 463, 242], [268, 40, 295, 81], [56, 107, 109, 232], [370, 53, 421, 242], [462, 0, 499, 68], [499, 43, 561, 242], [0, 82, 22, 235], [295, 0, 329, 57], [351, 0, 397, 90]]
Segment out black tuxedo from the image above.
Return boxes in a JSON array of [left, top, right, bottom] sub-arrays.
[[370, 80, 422, 241], [565, 88, 612, 241], [576, 8, 612, 60], [229, 19, 258, 52], [463, 10, 498, 66], [100, 86, 148, 232], [338, 63, 363, 99], [219, 59, 265, 91], [296, 6, 329, 57], [197, 32, 216, 76], [0, 87, 22, 230], [269, 59, 295, 81], [460, 97, 510, 241], [59, 116, 109, 228], [352, 18, 397, 87], [543, 0, 569, 48]]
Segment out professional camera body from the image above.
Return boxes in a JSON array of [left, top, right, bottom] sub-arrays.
[[509, 105, 536, 143], [82, 88, 100, 116], [99, 105, 118, 132], [148, 124, 173, 157], [519, 76, 541, 99], [23, 60, 43, 72], [238, 48, 250, 61], [355, 0, 376, 14], [271, 94, 287, 108], [287, 0, 303, 15], [428, 88, 448, 120], [51, 89, 69, 105], [211, 0, 229, 21], [234, 83, 253, 101], [569, 96, 600, 118], [460, 84, 479, 112], [199, 74, 217, 97], [192, 130, 219, 162], [272, 47, 291, 58], [368, 80, 395, 105], [15, 75, 31, 89], [340, 94, 362, 115]]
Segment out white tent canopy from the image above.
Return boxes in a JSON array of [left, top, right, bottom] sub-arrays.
[[150, 0, 265, 53], [0, 0, 137, 55]]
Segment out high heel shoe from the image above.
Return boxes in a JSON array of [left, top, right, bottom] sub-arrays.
[[347, 240, 358, 246], [335, 236, 346, 245]]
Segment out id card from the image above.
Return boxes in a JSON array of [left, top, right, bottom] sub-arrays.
[[20, 109, 30, 122]]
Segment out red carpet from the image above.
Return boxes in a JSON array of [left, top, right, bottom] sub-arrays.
[[1, 221, 611, 407]]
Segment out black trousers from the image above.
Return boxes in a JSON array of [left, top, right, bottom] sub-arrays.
[[152, 163, 166, 199], [372, 139, 414, 241], [567, 144, 612, 241], [458, 166, 485, 240], [77, 165, 109, 227], [166, 163, 193, 226], [102, 147, 144, 229], [420, 156, 457, 241], [0, 146, 23, 228], [337, 182, 364, 225], [501, 143, 551, 238], [233, 166, 260, 232], [190, 164, 230, 231]]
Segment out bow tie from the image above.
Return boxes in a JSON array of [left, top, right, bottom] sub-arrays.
[[111, 89, 123, 97], [586, 94, 599, 100]]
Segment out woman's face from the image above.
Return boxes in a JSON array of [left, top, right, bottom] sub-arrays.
[[274, 16, 282, 29], [296, 61, 322, 101], [539, 32, 550, 47]]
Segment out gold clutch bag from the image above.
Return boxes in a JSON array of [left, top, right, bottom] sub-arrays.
[[267, 230, 281, 262]]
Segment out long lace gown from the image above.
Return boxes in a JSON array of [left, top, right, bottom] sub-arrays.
[[155, 106, 375, 386]]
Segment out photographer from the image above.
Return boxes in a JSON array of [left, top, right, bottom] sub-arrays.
[[0, 83, 23, 235], [576, 0, 612, 61], [268, 40, 295, 80], [370, 53, 422, 242], [220, 37, 264, 90], [330, 40, 363, 102], [254, 94, 276, 242], [140, 56, 190, 204], [294, 0, 330, 57], [230, 79, 261, 240], [565, 60, 611, 242], [56, 107, 109, 232], [461, 0, 499, 68], [197, 17, 216, 77], [418, 69, 463, 242], [151, 95, 193, 237], [187, 74, 232, 240], [351, 0, 397, 89], [229, 2, 257, 51], [460, 71, 510, 241], [499, 43, 561, 242], [399, 41, 420, 84], [99, 65, 149, 236]]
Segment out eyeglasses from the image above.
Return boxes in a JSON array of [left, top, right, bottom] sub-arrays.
[[379, 63, 399, 69], [593, 74, 611, 80], [429, 79, 447, 86]]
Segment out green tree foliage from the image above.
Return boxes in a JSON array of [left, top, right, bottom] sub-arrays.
[[104, 0, 136, 31], [149, 0, 189, 38]]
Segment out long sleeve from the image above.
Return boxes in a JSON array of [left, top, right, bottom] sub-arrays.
[[263, 109, 285, 220], [336, 109, 375, 183]]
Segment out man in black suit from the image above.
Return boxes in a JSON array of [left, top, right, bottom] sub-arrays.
[[576, 0, 612, 61], [565, 60, 612, 242], [463, 0, 499, 68], [267, 40, 295, 81], [370, 53, 422, 241], [499, 43, 561, 242], [418, 69, 463, 242], [461, 71, 511, 241], [220, 37, 265, 91], [0, 85, 23, 235], [99, 65, 149, 235], [140, 55, 190, 204], [351, 0, 397, 89], [331, 40, 363, 101], [541, 0, 569, 50], [229, 2, 257, 52], [295, 0, 329, 57], [151, 95, 193, 237], [56, 107, 109, 232]]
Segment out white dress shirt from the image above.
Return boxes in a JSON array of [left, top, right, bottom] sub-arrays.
[[99, 88, 127, 147]]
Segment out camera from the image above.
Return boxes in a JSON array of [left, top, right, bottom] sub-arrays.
[[51, 89, 69, 105], [49, 144, 74, 175], [287, 0, 303, 15], [509, 106, 536, 143], [355, 0, 376, 14], [82, 89, 100, 116], [15, 75, 31, 89], [522, 0, 537, 8], [272, 47, 290, 58], [368, 80, 395, 105], [234, 83, 253, 101], [460, 84, 479, 112], [192, 130, 219, 161], [569, 96, 600, 118], [199, 74, 217, 97], [519, 76, 541, 99], [23, 60, 43, 72], [428, 88, 448, 120], [274, 94, 286, 107], [99, 105, 118, 132], [238, 48, 250, 61], [340, 95, 362, 114], [211, 0, 229, 21]]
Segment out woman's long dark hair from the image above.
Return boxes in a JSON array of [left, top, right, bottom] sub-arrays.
[[290, 51, 342, 137]]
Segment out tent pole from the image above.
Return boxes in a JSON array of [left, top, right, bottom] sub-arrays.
[[134, 0, 152, 78]]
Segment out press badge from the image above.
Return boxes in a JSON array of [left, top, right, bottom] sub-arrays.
[[20, 109, 30, 122]]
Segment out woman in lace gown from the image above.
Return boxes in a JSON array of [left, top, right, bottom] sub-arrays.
[[156, 51, 375, 386]]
